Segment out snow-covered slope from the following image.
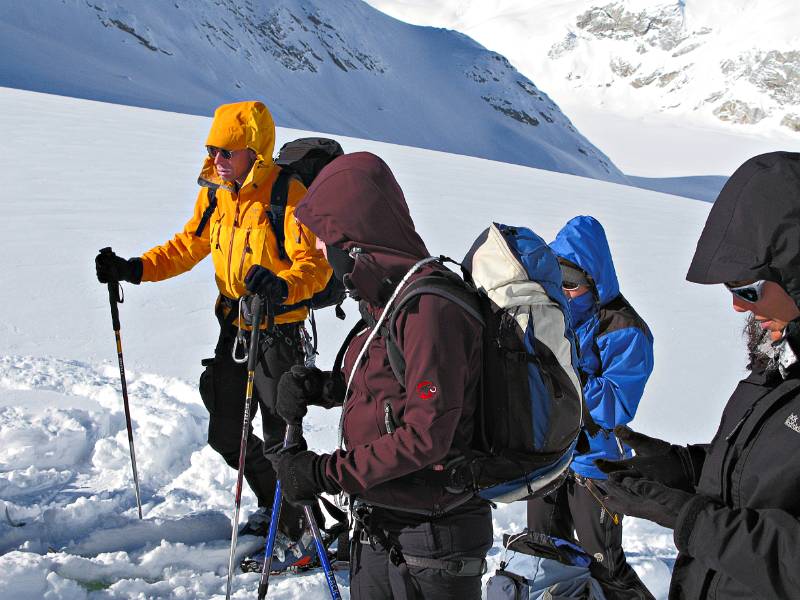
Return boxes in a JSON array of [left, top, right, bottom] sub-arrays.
[[365, 0, 800, 135], [0, 0, 625, 183], [0, 87, 747, 599]]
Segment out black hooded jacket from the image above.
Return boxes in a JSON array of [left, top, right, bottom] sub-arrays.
[[670, 152, 800, 599]]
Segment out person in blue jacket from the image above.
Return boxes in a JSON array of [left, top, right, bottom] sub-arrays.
[[527, 215, 655, 600]]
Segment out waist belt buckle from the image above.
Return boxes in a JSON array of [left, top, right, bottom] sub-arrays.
[[455, 558, 487, 577]]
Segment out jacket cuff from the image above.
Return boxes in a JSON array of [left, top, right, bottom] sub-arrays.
[[674, 494, 715, 553], [128, 258, 143, 285], [316, 453, 342, 496]]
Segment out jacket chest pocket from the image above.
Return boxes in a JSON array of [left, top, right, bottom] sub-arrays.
[[245, 226, 268, 271], [342, 387, 376, 449], [733, 402, 800, 510], [210, 217, 227, 276], [229, 224, 267, 287]]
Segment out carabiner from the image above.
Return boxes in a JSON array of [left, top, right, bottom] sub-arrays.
[[231, 297, 249, 364]]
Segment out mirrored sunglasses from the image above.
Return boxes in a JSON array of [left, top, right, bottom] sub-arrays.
[[206, 145, 233, 160], [561, 280, 583, 292], [725, 279, 766, 303]]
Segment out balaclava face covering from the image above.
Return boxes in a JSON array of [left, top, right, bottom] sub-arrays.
[[568, 292, 596, 327], [326, 244, 356, 284]]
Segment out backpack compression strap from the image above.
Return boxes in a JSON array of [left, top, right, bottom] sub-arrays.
[[194, 187, 218, 237], [267, 169, 292, 261]]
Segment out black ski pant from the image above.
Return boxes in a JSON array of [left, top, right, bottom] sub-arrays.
[[350, 498, 493, 600], [199, 320, 306, 537], [526, 474, 655, 600]]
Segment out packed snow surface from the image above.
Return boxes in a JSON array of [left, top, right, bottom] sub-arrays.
[[0, 87, 748, 598]]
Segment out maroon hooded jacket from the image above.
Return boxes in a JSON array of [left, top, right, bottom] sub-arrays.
[[295, 152, 483, 514]]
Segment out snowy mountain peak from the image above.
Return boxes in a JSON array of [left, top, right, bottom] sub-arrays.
[[551, 0, 800, 128], [0, 0, 625, 182], [365, 0, 800, 135]]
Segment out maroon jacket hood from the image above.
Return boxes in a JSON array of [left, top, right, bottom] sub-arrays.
[[295, 152, 430, 305]]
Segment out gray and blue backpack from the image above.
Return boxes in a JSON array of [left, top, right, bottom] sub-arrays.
[[381, 222, 586, 502]]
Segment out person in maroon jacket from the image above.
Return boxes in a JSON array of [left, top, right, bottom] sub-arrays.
[[270, 152, 492, 599]]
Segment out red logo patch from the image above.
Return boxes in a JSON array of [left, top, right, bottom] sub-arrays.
[[417, 380, 438, 400]]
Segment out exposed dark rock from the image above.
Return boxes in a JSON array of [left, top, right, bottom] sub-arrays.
[[482, 96, 540, 126]]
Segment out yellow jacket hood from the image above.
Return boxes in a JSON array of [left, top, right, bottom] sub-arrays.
[[199, 101, 276, 188]]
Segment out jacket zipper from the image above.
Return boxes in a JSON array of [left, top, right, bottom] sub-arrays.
[[238, 228, 252, 281], [724, 407, 754, 442], [384, 401, 397, 434], [226, 199, 240, 288], [213, 214, 224, 250]]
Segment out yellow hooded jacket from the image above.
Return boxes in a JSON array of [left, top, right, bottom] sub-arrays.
[[139, 101, 332, 325]]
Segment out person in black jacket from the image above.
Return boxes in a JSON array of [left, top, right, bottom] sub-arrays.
[[597, 152, 800, 599]]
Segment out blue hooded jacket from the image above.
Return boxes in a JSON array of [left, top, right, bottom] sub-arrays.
[[550, 216, 654, 479]]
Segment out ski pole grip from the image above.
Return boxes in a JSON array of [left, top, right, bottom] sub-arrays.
[[100, 248, 122, 330], [246, 295, 264, 372]]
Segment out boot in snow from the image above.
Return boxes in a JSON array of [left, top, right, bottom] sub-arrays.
[[238, 507, 273, 538]]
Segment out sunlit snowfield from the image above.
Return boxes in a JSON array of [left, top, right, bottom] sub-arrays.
[[0, 87, 746, 598]]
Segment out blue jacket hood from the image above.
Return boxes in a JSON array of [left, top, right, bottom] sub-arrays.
[[549, 216, 620, 306]]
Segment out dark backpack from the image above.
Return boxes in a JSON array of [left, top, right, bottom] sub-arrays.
[[272, 138, 346, 312]]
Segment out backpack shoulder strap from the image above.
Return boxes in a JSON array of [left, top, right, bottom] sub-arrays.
[[268, 168, 292, 261], [194, 187, 218, 237], [386, 273, 484, 384], [332, 317, 368, 378]]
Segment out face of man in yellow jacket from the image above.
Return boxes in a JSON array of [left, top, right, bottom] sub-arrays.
[[108, 101, 332, 326], [208, 146, 257, 184]]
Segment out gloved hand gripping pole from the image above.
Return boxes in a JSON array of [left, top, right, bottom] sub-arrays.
[[100, 247, 143, 520]]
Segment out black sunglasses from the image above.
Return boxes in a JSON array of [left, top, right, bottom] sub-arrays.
[[206, 145, 233, 160], [562, 280, 583, 292]]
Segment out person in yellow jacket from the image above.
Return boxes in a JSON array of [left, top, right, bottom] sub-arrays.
[[95, 101, 332, 552]]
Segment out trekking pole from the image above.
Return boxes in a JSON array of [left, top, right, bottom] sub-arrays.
[[258, 422, 342, 600], [303, 498, 342, 600], [99, 247, 143, 520], [225, 294, 266, 600], [257, 423, 302, 600]]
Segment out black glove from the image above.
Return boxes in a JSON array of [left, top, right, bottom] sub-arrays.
[[277, 366, 324, 425], [594, 426, 702, 492], [276, 366, 344, 425], [271, 450, 341, 506], [602, 472, 695, 529], [95, 249, 143, 284], [244, 265, 288, 304]]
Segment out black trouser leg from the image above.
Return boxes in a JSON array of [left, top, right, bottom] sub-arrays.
[[350, 499, 493, 600], [526, 477, 654, 600], [568, 479, 654, 600], [526, 480, 576, 543], [199, 322, 306, 536]]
